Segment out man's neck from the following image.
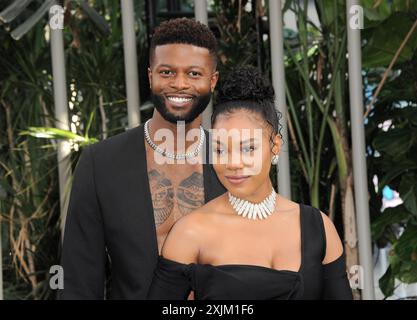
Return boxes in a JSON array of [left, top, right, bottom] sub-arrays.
[[147, 110, 203, 152]]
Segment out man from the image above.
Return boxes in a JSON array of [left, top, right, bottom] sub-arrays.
[[59, 18, 226, 299]]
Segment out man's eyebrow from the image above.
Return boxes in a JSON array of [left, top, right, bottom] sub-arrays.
[[156, 64, 173, 68], [156, 64, 205, 70]]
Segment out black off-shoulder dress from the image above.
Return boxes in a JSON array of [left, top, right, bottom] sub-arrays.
[[147, 204, 353, 300]]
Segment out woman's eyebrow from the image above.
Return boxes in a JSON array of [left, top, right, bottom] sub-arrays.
[[241, 138, 256, 144], [215, 138, 258, 146], [215, 140, 225, 146]]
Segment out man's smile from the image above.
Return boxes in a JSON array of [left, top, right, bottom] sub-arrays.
[[165, 94, 194, 108]]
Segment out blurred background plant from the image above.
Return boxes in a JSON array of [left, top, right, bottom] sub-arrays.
[[0, 0, 416, 299], [362, 0, 417, 298], [0, 0, 149, 299]]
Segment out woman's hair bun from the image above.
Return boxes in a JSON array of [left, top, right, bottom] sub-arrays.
[[216, 65, 275, 105]]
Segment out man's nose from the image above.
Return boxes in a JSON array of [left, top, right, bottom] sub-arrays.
[[171, 73, 190, 90]]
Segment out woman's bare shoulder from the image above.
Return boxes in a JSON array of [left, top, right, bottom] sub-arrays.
[[319, 211, 344, 264], [161, 195, 226, 263]]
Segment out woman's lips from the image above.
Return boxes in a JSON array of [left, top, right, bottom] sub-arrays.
[[225, 175, 251, 185]]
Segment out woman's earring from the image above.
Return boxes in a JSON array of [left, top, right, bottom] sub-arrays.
[[271, 154, 279, 165]]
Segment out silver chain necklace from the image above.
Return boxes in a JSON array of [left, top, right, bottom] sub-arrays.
[[144, 119, 205, 160], [228, 188, 277, 220]]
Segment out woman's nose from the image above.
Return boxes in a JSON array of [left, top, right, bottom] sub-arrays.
[[226, 151, 244, 170]]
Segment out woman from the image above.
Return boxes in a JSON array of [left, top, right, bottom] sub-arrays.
[[147, 66, 353, 300]]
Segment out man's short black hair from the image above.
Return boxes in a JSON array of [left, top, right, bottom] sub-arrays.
[[149, 18, 218, 68]]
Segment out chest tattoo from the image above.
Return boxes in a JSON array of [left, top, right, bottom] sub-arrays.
[[177, 172, 204, 215], [148, 169, 204, 226]]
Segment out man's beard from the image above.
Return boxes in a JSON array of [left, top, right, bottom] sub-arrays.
[[151, 92, 212, 124]]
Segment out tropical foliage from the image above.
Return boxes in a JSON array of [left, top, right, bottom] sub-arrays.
[[0, 0, 148, 299], [0, 0, 416, 299], [363, 0, 417, 297]]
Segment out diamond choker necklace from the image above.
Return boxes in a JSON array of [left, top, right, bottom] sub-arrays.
[[144, 119, 205, 160], [228, 188, 277, 220]]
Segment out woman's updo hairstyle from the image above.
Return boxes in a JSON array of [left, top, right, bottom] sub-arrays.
[[211, 65, 282, 144]]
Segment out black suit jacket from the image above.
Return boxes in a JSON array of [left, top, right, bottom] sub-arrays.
[[59, 123, 226, 299]]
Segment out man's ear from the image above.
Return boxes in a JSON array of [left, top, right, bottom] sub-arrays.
[[210, 71, 219, 92], [148, 67, 152, 89]]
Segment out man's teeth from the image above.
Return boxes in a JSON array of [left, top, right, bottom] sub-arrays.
[[167, 96, 192, 103]]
